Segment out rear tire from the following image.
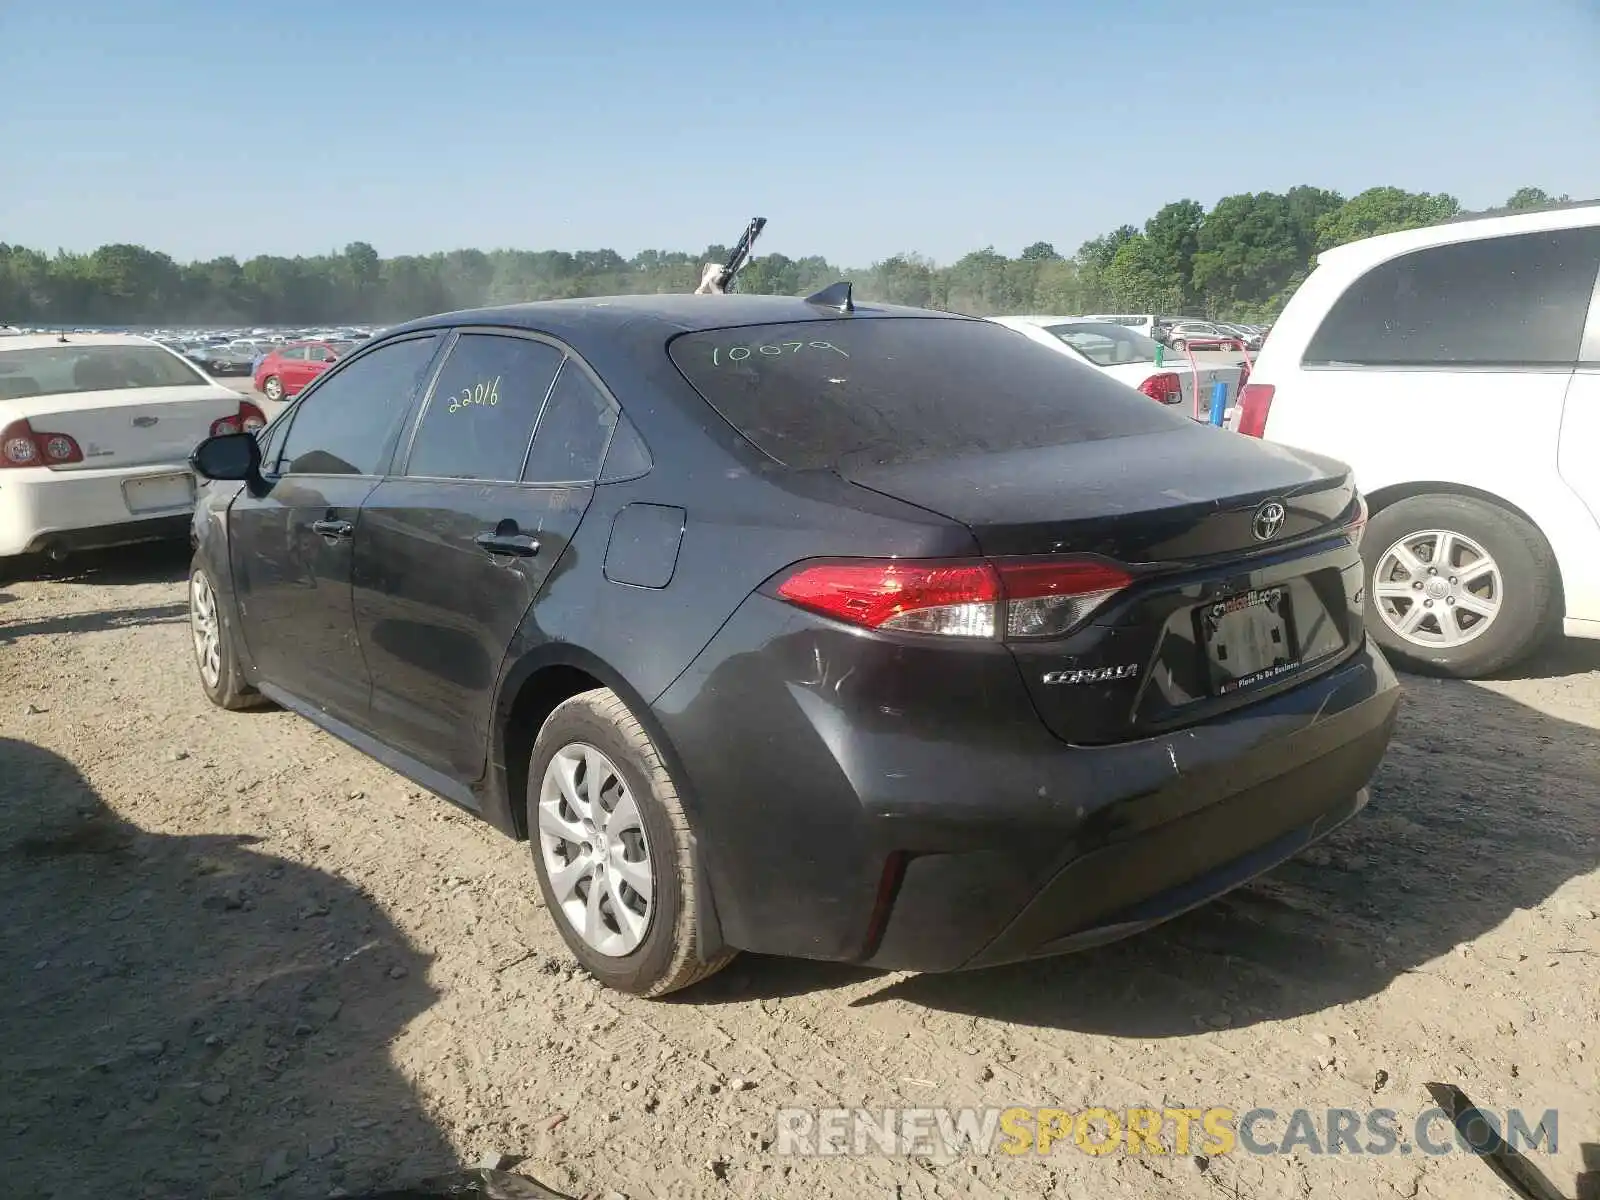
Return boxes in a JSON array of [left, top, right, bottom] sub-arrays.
[[189, 553, 266, 710], [1362, 494, 1558, 678], [262, 375, 284, 402], [526, 688, 733, 996]]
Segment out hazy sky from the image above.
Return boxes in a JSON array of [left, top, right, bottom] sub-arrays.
[[3, 0, 1596, 266]]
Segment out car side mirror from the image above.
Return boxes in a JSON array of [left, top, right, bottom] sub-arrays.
[[190, 431, 262, 483]]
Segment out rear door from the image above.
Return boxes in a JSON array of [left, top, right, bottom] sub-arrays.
[[1558, 266, 1600, 623], [228, 333, 444, 722], [280, 346, 313, 393], [355, 331, 617, 778]]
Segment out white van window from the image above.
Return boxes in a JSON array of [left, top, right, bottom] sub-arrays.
[[1303, 227, 1600, 368]]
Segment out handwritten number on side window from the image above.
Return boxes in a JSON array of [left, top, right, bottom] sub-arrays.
[[447, 375, 502, 414], [710, 341, 849, 367]]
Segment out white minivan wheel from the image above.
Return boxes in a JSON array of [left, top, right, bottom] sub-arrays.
[[1362, 494, 1559, 678]]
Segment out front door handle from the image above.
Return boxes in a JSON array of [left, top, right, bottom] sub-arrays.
[[475, 530, 540, 558], [311, 518, 353, 540]]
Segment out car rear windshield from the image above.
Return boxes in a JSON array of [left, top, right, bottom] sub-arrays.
[[0, 344, 206, 399], [1044, 321, 1162, 366], [668, 317, 1185, 471]]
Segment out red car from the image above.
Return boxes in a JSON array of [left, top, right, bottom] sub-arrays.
[[253, 340, 351, 402]]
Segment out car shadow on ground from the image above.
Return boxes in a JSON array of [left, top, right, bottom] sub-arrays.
[[0, 599, 188, 644], [9, 539, 192, 588], [695, 657, 1600, 1041], [0, 736, 457, 1198], [1493, 635, 1600, 682]]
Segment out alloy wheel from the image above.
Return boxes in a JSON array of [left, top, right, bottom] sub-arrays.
[[190, 570, 222, 688], [1372, 528, 1503, 649], [537, 743, 654, 957]]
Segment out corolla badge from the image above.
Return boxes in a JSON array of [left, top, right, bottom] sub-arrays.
[[1252, 499, 1287, 541], [132, 415, 159, 427], [1042, 664, 1140, 685]]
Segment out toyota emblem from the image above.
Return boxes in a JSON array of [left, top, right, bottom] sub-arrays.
[[1252, 500, 1286, 541], [132, 415, 159, 427]]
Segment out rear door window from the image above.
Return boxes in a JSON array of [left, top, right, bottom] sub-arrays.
[[404, 333, 565, 482], [1303, 227, 1600, 368], [668, 316, 1184, 471]]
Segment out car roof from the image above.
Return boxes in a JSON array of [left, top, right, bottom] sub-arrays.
[[0, 333, 162, 353], [381, 291, 968, 344], [1316, 202, 1600, 270]]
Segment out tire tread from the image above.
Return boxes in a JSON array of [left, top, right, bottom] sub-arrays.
[[542, 688, 733, 996]]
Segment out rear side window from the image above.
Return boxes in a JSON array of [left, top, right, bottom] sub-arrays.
[[1303, 227, 1600, 368], [406, 334, 564, 481], [521, 361, 618, 483], [668, 317, 1184, 471]]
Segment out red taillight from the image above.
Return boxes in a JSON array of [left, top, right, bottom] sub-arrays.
[[774, 556, 1133, 640], [1236, 383, 1275, 438], [777, 560, 1000, 637], [1348, 492, 1368, 548], [211, 400, 268, 437], [0, 418, 83, 468], [239, 400, 267, 432], [1137, 372, 1184, 405]]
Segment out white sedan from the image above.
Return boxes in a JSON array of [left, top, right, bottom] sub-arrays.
[[990, 316, 1243, 418], [0, 334, 264, 572]]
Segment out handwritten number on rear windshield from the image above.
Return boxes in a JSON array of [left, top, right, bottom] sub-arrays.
[[710, 341, 849, 367], [446, 375, 501, 414]]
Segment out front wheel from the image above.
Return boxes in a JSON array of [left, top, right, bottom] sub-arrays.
[[1362, 494, 1559, 678], [262, 375, 284, 402], [190, 555, 266, 709], [1170, 339, 1187, 352], [527, 688, 733, 996]]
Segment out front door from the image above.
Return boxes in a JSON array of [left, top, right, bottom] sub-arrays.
[[355, 333, 619, 780], [229, 332, 444, 723]]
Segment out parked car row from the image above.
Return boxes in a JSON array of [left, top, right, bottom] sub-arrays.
[[1087, 314, 1268, 352], [6, 202, 1597, 1004]]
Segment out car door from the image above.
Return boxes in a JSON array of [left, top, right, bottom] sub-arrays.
[[228, 332, 444, 724], [354, 331, 618, 779], [285, 346, 317, 392], [307, 344, 337, 382], [1559, 261, 1600, 625]]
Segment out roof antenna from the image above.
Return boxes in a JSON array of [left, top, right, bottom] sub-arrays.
[[804, 281, 854, 313]]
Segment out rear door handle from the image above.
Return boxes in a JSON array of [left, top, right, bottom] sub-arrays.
[[475, 531, 540, 558], [311, 519, 353, 540]]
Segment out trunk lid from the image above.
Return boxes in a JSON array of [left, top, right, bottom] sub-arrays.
[[841, 426, 1365, 745], [1, 385, 245, 470], [839, 425, 1353, 562]]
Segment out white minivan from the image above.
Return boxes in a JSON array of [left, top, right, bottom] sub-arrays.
[[1232, 204, 1600, 677]]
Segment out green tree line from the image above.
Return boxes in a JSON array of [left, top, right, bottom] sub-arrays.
[[0, 185, 1575, 328]]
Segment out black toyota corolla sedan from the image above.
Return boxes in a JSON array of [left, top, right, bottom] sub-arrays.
[[186, 287, 1400, 996]]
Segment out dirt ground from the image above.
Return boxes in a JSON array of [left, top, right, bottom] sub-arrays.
[[2, 543, 1597, 1200]]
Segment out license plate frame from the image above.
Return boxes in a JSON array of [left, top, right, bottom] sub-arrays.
[[122, 471, 195, 515], [1197, 585, 1299, 696]]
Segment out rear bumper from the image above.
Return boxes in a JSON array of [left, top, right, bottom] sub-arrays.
[[654, 596, 1400, 971], [0, 463, 197, 557]]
